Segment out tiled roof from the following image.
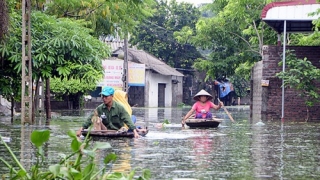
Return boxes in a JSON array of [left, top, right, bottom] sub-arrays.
[[104, 40, 184, 77], [127, 48, 184, 77]]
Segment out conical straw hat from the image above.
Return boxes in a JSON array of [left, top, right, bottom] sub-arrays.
[[193, 89, 213, 101]]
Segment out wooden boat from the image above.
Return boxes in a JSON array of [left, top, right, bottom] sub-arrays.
[[185, 117, 223, 128], [81, 129, 148, 138]]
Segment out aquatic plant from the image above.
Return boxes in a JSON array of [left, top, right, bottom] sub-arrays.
[[160, 119, 171, 129], [177, 102, 185, 108], [0, 128, 151, 180], [162, 119, 170, 126]]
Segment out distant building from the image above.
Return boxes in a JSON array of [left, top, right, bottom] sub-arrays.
[[97, 37, 184, 107], [111, 47, 184, 107]]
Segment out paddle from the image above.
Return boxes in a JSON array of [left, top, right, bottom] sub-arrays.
[[217, 98, 235, 123]]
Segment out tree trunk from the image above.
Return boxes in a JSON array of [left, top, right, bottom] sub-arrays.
[[34, 78, 39, 115], [10, 96, 14, 124], [0, 0, 9, 41], [45, 77, 51, 125], [32, 79, 38, 124]]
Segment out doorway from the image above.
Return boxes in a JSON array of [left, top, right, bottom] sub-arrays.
[[158, 83, 166, 107]]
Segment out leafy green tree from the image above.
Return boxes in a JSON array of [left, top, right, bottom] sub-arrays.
[[50, 77, 98, 109], [229, 62, 252, 98], [1, 0, 155, 119], [130, 0, 202, 70], [0, 0, 150, 120], [192, 0, 277, 79], [3, 0, 155, 37], [174, 0, 277, 98], [44, 0, 155, 37], [0, 11, 110, 118]]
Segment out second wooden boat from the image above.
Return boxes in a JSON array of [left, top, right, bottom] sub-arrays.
[[185, 117, 223, 128]]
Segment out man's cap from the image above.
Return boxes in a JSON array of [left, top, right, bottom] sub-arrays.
[[100, 86, 115, 96], [193, 89, 213, 101]]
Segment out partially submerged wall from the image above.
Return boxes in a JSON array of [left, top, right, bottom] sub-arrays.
[[251, 45, 320, 121], [0, 96, 11, 116]]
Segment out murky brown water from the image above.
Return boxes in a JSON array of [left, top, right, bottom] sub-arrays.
[[1, 106, 320, 179]]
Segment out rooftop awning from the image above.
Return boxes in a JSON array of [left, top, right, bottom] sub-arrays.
[[261, 0, 320, 33]]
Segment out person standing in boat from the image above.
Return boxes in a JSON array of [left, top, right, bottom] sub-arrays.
[[76, 86, 140, 138], [181, 89, 223, 126]]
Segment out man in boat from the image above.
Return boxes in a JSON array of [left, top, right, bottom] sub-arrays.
[[76, 86, 140, 138], [181, 89, 223, 126]]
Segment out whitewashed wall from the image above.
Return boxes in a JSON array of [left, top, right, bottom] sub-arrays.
[[145, 71, 172, 107]]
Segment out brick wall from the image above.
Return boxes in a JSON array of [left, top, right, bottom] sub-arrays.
[[251, 45, 320, 121]]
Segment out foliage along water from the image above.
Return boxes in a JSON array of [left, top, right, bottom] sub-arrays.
[[1, 106, 320, 179]]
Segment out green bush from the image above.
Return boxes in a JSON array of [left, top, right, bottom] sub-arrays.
[[0, 128, 151, 179]]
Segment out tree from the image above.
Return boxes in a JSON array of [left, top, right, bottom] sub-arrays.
[[170, 0, 277, 98], [130, 0, 202, 70], [1, 0, 155, 120], [191, 0, 277, 79], [0, 11, 110, 119], [43, 0, 155, 37]]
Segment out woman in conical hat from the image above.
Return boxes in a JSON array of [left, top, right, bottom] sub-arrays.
[[181, 89, 223, 126]]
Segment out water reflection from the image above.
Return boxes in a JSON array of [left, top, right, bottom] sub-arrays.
[[1, 106, 320, 179]]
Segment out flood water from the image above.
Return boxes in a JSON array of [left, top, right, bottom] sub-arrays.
[[1, 106, 320, 179]]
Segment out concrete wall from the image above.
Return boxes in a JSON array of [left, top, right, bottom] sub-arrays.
[[251, 61, 263, 122], [145, 71, 173, 107], [251, 45, 320, 121]]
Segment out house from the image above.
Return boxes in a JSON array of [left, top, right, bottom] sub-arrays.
[[111, 47, 184, 107], [100, 35, 184, 107]]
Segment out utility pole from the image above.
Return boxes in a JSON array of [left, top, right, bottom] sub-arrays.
[[21, 0, 33, 124], [123, 37, 129, 93]]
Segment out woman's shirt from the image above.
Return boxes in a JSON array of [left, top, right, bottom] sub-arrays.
[[192, 101, 215, 118]]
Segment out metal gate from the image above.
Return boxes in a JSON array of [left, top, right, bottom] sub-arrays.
[[128, 86, 145, 107]]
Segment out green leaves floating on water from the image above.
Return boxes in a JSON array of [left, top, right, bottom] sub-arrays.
[[161, 119, 171, 129], [163, 119, 170, 125], [153, 141, 160, 145]]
